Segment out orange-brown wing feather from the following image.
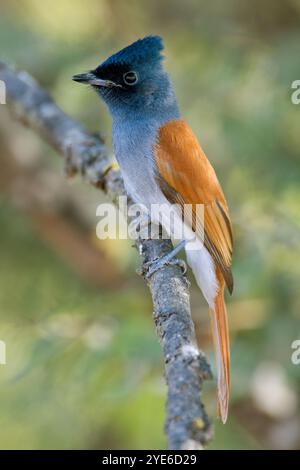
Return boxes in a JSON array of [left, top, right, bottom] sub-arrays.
[[154, 119, 233, 293]]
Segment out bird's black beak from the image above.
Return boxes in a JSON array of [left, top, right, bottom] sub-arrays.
[[72, 72, 94, 84], [72, 71, 122, 88]]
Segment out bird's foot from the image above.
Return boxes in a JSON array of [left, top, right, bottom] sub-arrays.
[[145, 255, 187, 279]]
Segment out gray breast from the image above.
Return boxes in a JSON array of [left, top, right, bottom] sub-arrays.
[[112, 118, 162, 208]]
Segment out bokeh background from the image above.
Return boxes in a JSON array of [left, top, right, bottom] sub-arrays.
[[0, 0, 300, 450]]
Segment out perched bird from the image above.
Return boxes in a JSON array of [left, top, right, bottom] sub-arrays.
[[73, 36, 233, 423]]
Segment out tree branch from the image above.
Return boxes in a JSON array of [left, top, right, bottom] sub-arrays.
[[0, 61, 213, 449]]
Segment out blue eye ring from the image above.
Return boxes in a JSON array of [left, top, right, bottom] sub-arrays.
[[123, 70, 138, 86]]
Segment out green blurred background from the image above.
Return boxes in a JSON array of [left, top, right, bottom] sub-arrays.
[[0, 0, 300, 450]]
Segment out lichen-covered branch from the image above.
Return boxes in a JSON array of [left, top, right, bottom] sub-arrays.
[[0, 61, 213, 449]]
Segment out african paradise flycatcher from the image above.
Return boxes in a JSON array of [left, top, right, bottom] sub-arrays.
[[73, 36, 233, 423]]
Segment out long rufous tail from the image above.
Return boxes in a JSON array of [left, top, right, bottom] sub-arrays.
[[209, 278, 230, 424]]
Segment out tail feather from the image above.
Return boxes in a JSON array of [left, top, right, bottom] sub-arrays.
[[209, 279, 230, 423], [185, 244, 230, 423]]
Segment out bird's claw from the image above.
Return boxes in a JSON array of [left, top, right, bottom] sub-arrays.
[[172, 258, 187, 275]]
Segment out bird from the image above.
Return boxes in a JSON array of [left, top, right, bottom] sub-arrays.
[[73, 35, 233, 423]]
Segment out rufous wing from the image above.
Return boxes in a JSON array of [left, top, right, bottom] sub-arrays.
[[153, 119, 233, 293]]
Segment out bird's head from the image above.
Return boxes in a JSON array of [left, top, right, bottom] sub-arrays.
[[73, 36, 178, 119]]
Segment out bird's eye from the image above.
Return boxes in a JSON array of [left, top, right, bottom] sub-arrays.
[[123, 71, 138, 86]]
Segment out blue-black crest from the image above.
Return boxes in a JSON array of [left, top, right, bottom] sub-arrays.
[[101, 36, 164, 68]]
